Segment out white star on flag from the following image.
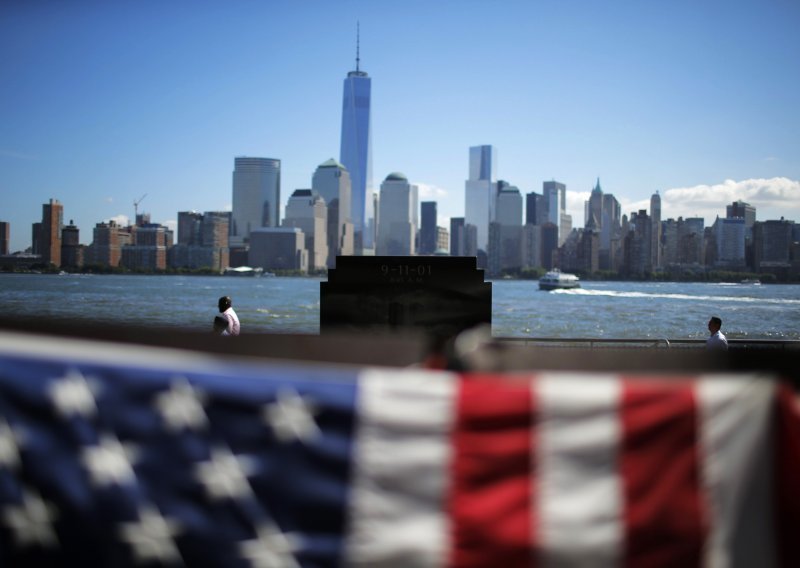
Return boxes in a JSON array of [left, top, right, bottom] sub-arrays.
[[155, 377, 208, 432], [2, 489, 59, 548], [0, 418, 24, 470], [262, 389, 321, 444], [82, 434, 138, 487], [194, 446, 257, 501], [48, 368, 99, 418], [119, 505, 183, 565], [239, 523, 302, 568]]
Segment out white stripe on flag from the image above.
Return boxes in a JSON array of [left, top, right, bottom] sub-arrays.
[[698, 374, 776, 568], [537, 374, 624, 568], [345, 369, 457, 568]]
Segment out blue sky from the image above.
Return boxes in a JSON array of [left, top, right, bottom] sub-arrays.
[[2, 0, 799, 252]]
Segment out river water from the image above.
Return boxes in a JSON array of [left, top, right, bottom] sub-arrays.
[[1, 273, 798, 340]]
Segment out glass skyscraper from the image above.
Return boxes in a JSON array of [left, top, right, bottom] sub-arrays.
[[230, 157, 280, 246], [339, 35, 374, 254], [465, 145, 497, 252]]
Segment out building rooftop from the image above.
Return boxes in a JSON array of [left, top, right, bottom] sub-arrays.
[[385, 172, 408, 182]]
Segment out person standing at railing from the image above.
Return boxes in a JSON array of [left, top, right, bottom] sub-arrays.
[[706, 316, 728, 350]]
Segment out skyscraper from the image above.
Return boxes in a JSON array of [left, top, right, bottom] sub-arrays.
[[231, 157, 281, 246], [39, 198, 63, 267], [419, 201, 437, 255], [283, 189, 328, 271], [339, 26, 374, 254], [650, 191, 662, 270], [377, 172, 417, 256], [312, 158, 353, 265], [542, 181, 571, 245], [0, 221, 9, 255], [464, 145, 497, 252]]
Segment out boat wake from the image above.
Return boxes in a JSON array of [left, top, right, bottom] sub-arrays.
[[552, 287, 800, 305]]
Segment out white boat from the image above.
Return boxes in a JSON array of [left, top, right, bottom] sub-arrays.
[[539, 269, 580, 291], [223, 266, 264, 277]]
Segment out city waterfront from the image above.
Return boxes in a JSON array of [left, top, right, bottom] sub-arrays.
[[2, 273, 798, 340]]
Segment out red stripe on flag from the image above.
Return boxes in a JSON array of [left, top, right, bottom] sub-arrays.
[[775, 383, 800, 568], [448, 375, 535, 568], [620, 378, 707, 568]]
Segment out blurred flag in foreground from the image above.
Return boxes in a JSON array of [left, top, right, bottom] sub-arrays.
[[0, 330, 798, 567]]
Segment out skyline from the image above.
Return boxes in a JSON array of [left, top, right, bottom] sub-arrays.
[[2, 1, 799, 253]]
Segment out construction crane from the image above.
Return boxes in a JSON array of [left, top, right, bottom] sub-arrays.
[[133, 194, 147, 225]]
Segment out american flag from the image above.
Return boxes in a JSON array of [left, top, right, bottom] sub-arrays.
[[0, 330, 798, 567]]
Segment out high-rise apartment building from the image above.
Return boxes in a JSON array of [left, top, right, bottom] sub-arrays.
[[313, 158, 353, 266], [87, 221, 128, 267], [377, 172, 417, 256], [171, 211, 230, 271], [419, 201, 438, 255], [231, 157, 281, 246], [38, 198, 63, 266], [60, 221, 83, 268], [339, 31, 374, 254], [0, 221, 9, 255], [464, 145, 497, 252]]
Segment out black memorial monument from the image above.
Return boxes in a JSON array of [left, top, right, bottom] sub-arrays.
[[320, 256, 491, 338]]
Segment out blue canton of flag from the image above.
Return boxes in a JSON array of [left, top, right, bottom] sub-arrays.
[[0, 335, 360, 567]]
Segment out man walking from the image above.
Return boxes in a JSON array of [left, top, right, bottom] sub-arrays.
[[706, 316, 728, 350]]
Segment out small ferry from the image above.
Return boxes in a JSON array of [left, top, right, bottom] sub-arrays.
[[223, 266, 264, 277], [539, 269, 580, 291]]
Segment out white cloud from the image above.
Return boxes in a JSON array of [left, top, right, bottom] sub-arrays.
[[223, 203, 232, 212], [566, 177, 799, 227], [415, 182, 449, 200], [660, 177, 800, 221], [107, 214, 130, 226]]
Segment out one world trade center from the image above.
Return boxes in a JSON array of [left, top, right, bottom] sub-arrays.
[[339, 26, 374, 254]]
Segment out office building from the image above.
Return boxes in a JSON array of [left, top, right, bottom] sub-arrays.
[[230, 157, 281, 246], [464, 145, 497, 252], [435, 226, 449, 253], [727, 200, 756, 233], [650, 191, 662, 270], [249, 227, 308, 273], [0, 221, 8, 255], [712, 216, 746, 267], [419, 201, 438, 255], [753, 219, 794, 269], [377, 172, 417, 256], [525, 192, 541, 226], [312, 158, 354, 266], [623, 210, 652, 276], [450, 217, 465, 256], [542, 181, 567, 244], [339, 31, 374, 254], [283, 189, 328, 271]]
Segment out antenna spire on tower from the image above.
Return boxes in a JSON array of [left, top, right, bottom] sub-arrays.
[[356, 21, 360, 72]]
